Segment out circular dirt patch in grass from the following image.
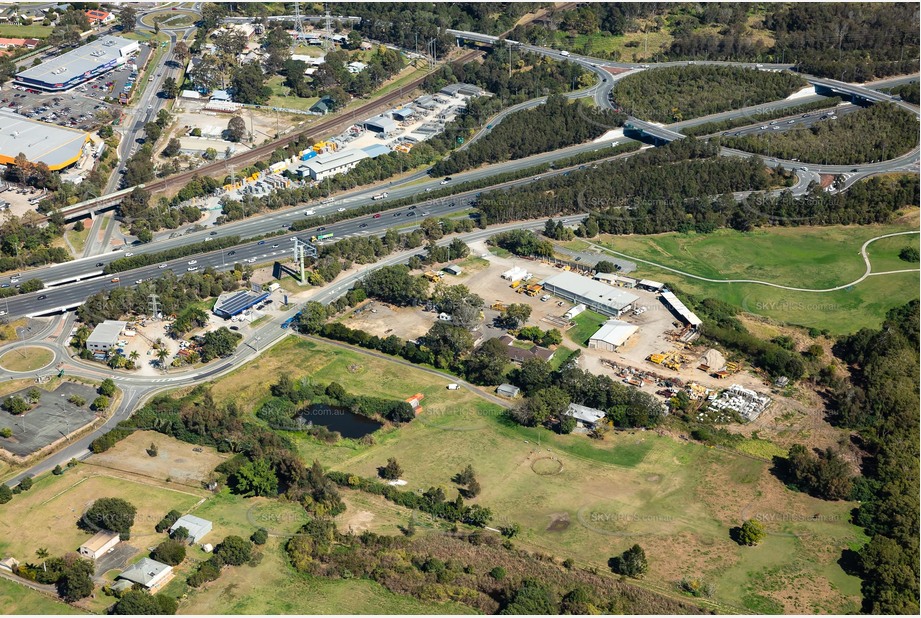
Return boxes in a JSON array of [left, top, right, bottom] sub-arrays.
[[531, 456, 564, 476], [0, 347, 54, 372]]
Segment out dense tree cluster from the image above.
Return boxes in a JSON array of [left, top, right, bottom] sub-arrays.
[[611, 65, 805, 123], [721, 103, 919, 165], [326, 472, 492, 527], [476, 140, 918, 234], [112, 590, 178, 615], [773, 444, 854, 500], [431, 96, 625, 176], [505, 3, 917, 81], [79, 497, 136, 540], [76, 268, 243, 328], [0, 213, 70, 275], [488, 229, 554, 258], [829, 301, 919, 614], [609, 544, 649, 577], [770, 3, 919, 81], [423, 45, 592, 105], [509, 363, 665, 430], [347, 3, 535, 58], [14, 553, 94, 602], [89, 386, 344, 516]]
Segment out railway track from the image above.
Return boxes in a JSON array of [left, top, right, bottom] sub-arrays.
[[143, 49, 480, 196]]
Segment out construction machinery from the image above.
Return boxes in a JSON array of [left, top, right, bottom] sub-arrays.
[[510, 280, 523, 289], [524, 284, 543, 297], [423, 271, 443, 282], [491, 302, 509, 311], [647, 353, 668, 365]]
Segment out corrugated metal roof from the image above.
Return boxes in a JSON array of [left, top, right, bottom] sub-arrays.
[[660, 291, 702, 327], [541, 271, 639, 311], [589, 320, 638, 347]]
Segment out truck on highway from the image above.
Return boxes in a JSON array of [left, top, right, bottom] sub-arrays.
[[372, 192, 388, 200], [311, 233, 334, 242]]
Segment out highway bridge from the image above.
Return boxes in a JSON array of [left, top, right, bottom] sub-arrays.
[[624, 118, 686, 145]]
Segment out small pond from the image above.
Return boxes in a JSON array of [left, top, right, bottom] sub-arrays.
[[297, 404, 383, 439]]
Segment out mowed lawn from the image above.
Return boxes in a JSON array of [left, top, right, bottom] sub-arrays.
[[0, 578, 86, 615], [589, 216, 920, 333], [566, 308, 608, 346], [0, 467, 203, 560], [0, 24, 53, 38]]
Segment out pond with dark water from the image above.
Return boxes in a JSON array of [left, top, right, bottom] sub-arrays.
[[297, 404, 383, 439]]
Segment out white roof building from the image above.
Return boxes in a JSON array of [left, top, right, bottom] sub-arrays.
[[300, 149, 369, 181], [169, 514, 213, 544], [588, 320, 638, 352], [78, 530, 120, 560], [0, 109, 89, 170], [565, 403, 606, 427], [15, 35, 138, 92], [660, 291, 702, 328], [86, 320, 126, 353], [540, 272, 639, 317]]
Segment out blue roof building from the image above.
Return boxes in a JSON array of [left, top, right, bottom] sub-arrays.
[[213, 290, 269, 319]]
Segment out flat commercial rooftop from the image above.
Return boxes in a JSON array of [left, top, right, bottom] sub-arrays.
[[16, 35, 138, 91], [0, 109, 89, 170], [541, 271, 639, 313]]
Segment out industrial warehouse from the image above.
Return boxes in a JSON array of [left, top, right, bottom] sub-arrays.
[[540, 271, 639, 317], [14, 35, 139, 92], [0, 109, 90, 170]]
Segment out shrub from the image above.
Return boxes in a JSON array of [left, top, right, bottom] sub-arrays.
[[489, 566, 506, 580], [0, 427, 12, 438], [18, 476, 33, 491], [250, 528, 268, 545], [151, 539, 186, 566]]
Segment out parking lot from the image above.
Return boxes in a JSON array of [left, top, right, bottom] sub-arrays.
[[1, 87, 120, 132], [0, 382, 99, 457]]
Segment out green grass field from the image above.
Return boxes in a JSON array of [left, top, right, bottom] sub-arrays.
[[0, 578, 86, 615], [587, 218, 920, 333], [566, 309, 608, 346], [65, 227, 90, 255], [266, 76, 320, 112], [0, 468, 203, 560], [0, 24, 53, 38], [0, 347, 54, 372], [193, 336, 865, 613]]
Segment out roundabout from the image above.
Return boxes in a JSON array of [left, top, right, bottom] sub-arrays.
[[139, 9, 199, 31], [0, 346, 56, 373]]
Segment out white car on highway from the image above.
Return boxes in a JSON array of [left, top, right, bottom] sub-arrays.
[[158, 263, 167, 269], [188, 260, 197, 265], [338, 207, 346, 212], [125, 252, 134, 257], [187, 266, 199, 272]]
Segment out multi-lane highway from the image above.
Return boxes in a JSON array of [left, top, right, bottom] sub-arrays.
[[2, 23, 917, 320]]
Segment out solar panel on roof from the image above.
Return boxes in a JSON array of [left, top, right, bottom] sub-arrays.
[[216, 291, 269, 316]]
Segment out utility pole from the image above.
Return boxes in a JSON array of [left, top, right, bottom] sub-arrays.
[[148, 294, 160, 320]]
